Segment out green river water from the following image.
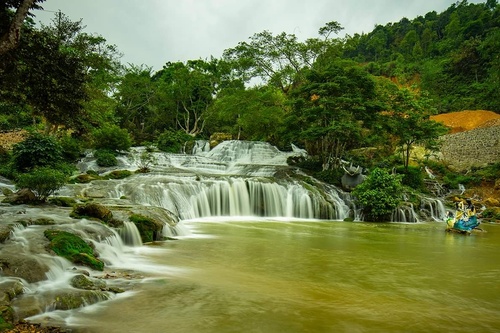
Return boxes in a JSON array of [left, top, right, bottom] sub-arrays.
[[73, 220, 500, 333]]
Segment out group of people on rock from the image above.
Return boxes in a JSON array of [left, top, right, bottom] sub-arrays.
[[447, 198, 476, 222]]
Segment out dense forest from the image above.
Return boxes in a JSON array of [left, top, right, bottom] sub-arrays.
[[0, 0, 499, 213]]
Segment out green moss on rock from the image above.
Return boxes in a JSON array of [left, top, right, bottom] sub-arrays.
[[129, 214, 162, 243], [71, 203, 113, 223], [44, 230, 104, 271], [48, 196, 77, 207]]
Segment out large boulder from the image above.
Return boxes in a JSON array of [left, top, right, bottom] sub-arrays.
[[2, 189, 37, 205], [0, 255, 50, 283]]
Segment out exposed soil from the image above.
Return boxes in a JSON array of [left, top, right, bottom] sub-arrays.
[[431, 110, 500, 134]]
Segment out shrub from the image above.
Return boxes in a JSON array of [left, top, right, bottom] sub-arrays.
[[92, 125, 132, 152], [157, 130, 192, 153], [352, 168, 403, 222], [94, 149, 117, 167], [15, 167, 67, 201], [12, 133, 63, 172], [396, 165, 424, 190], [58, 134, 83, 162]]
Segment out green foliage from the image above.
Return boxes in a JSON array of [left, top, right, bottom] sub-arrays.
[[157, 130, 193, 153], [442, 173, 476, 189], [15, 167, 68, 201], [314, 168, 344, 186], [475, 163, 500, 182], [0, 313, 13, 330], [352, 168, 403, 221], [92, 125, 132, 152], [12, 133, 63, 172], [137, 150, 157, 173], [481, 208, 500, 220], [44, 229, 104, 271], [0, 103, 32, 130], [58, 134, 83, 162], [396, 165, 424, 190], [94, 149, 117, 167]]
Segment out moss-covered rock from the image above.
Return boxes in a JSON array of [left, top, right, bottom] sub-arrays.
[[1, 188, 37, 205], [51, 290, 111, 310], [104, 170, 133, 180], [0, 307, 14, 331], [44, 230, 104, 271], [129, 214, 163, 243], [48, 196, 77, 207], [70, 274, 107, 291], [71, 203, 113, 223]]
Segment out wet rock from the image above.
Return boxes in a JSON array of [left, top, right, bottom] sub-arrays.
[[51, 290, 111, 310], [71, 202, 113, 222], [1, 187, 13, 196], [0, 225, 12, 243], [2, 189, 37, 205], [70, 274, 107, 291], [0, 279, 25, 305], [0, 304, 15, 326], [0, 255, 50, 283]]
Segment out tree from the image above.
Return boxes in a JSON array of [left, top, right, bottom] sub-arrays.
[[154, 60, 220, 136], [205, 86, 286, 144], [16, 167, 67, 201], [0, 0, 43, 55], [222, 22, 343, 93], [287, 60, 378, 169], [352, 168, 403, 221], [12, 133, 63, 172], [383, 86, 448, 171]]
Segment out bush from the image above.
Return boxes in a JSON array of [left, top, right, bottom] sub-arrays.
[[15, 167, 67, 201], [157, 130, 193, 153], [94, 149, 117, 167], [352, 168, 403, 221], [58, 134, 83, 162], [92, 125, 132, 152], [12, 133, 63, 172], [396, 166, 424, 189]]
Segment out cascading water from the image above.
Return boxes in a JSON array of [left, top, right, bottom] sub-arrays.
[[90, 141, 352, 221]]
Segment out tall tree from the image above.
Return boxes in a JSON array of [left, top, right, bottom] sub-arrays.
[[287, 60, 378, 169], [0, 0, 43, 55], [383, 87, 448, 170], [222, 21, 343, 93]]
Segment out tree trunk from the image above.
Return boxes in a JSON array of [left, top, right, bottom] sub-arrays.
[[0, 0, 37, 55]]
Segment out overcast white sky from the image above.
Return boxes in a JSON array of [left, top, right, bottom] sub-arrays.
[[34, 0, 485, 71]]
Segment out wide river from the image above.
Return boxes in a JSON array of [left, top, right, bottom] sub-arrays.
[[69, 220, 500, 333]]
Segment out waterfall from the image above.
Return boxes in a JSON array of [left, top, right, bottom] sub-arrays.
[[110, 176, 348, 220], [420, 197, 447, 221], [119, 221, 142, 246]]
